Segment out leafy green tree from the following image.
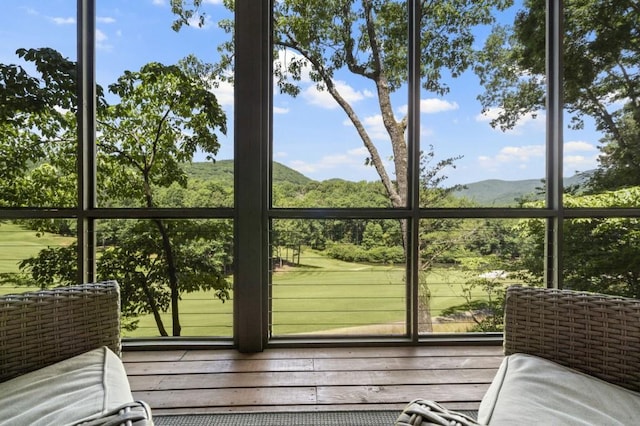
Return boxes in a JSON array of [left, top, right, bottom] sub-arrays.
[[0, 48, 78, 209], [171, 0, 510, 209], [0, 49, 231, 336], [97, 60, 227, 336], [476, 1, 640, 189], [514, 188, 640, 298], [362, 222, 384, 250], [172, 0, 511, 332]]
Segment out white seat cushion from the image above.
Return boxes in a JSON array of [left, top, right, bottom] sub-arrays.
[[478, 353, 640, 425], [0, 346, 134, 426]]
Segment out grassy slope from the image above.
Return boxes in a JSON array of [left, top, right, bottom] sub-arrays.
[[125, 249, 487, 337], [0, 222, 75, 294], [0, 229, 489, 337]]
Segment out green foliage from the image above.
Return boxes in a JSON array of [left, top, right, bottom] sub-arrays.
[[325, 242, 404, 265], [1, 48, 231, 336], [515, 187, 640, 297], [171, 0, 509, 215], [477, 1, 640, 191], [0, 48, 79, 208]]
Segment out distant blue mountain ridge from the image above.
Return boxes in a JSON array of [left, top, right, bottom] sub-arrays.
[[454, 170, 594, 206], [183, 160, 593, 207]]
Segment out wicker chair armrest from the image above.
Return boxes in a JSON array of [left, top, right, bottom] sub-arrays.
[[0, 281, 121, 382], [504, 285, 640, 392]]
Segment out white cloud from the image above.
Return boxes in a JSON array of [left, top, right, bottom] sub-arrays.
[[274, 106, 290, 114], [97, 17, 116, 24], [476, 108, 545, 135], [565, 140, 597, 153], [274, 151, 288, 159], [274, 49, 313, 84], [398, 98, 459, 115], [211, 80, 234, 107], [348, 146, 369, 156], [477, 144, 544, 172], [564, 140, 599, 172], [565, 154, 599, 171], [343, 114, 387, 140], [95, 29, 113, 51], [302, 80, 371, 109], [95, 29, 108, 43], [152, 0, 165, 6], [287, 146, 371, 175], [50, 16, 75, 25], [203, 0, 224, 4], [274, 49, 372, 110], [477, 140, 599, 174], [421, 98, 459, 113]]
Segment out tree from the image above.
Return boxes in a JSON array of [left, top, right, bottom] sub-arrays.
[[171, 0, 510, 209], [514, 188, 640, 298], [476, 1, 640, 190], [98, 60, 227, 336], [0, 49, 231, 336], [172, 1, 511, 331], [0, 48, 78, 209]]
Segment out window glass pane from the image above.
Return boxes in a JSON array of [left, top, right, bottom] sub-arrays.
[[270, 219, 406, 337], [271, 2, 408, 208], [0, 219, 77, 293], [0, 2, 78, 208], [561, 2, 638, 207], [96, 219, 234, 338], [96, 1, 233, 208], [563, 217, 640, 298], [459, 2, 547, 207], [418, 218, 541, 334]]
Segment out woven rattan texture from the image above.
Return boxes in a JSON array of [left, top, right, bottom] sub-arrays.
[[504, 286, 640, 392], [0, 281, 121, 382]]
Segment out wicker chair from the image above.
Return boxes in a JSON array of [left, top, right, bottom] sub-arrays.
[[503, 285, 640, 392], [0, 281, 153, 425], [396, 285, 640, 425]]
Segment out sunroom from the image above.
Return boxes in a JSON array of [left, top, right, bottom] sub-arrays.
[[1, 0, 640, 422]]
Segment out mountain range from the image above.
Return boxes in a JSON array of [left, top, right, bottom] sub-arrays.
[[183, 160, 593, 206]]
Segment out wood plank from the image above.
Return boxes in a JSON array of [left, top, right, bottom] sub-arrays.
[[127, 368, 498, 391], [176, 345, 502, 361], [124, 358, 314, 375], [122, 350, 187, 362], [132, 387, 317, 409], [313, 356, 503, 371], [124, 346, 502, 414], [316, 383, 488, 405]]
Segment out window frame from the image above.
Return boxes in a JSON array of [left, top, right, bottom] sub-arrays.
[[3, 0, 640, 351]]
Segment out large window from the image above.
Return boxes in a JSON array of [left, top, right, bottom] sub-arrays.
[[2, 1, 640, 351]]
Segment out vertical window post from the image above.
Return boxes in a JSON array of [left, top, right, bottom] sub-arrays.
[[545, 0, 564, 289], [234, 0, 271, 352], [76, 0, 97, 283], [407, 0, 421, 340]]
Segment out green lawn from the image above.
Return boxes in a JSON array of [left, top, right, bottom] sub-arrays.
[[0, 221, 75, 294], [0, 223, 497, 337], [126, 249, 493, 337]]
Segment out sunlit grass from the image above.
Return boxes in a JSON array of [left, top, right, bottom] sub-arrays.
[[0, 221, 75, 295], [0, 225, 497, 337]]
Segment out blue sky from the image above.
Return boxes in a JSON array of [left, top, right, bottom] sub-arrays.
[[2, 0, 602, 186]]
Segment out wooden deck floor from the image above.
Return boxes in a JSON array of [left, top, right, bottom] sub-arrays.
[[123, 345, 503, 415]]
